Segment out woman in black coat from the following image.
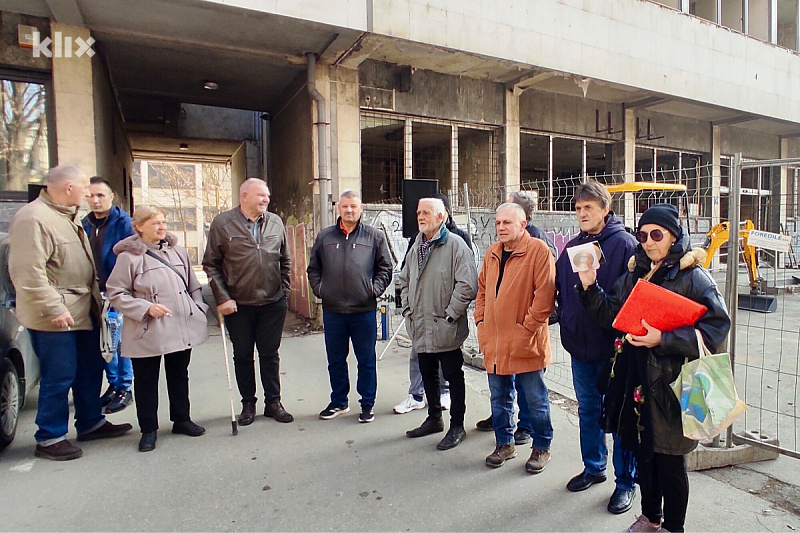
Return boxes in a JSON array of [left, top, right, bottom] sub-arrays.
[[576, 204, 730, 533]]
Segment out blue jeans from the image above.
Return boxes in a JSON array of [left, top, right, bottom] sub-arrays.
[[489, 370, 553, 450], [323, 310, 377, 407], [28, 327, 106, 444], [572, 356, 637, 491], [408, 347, 448, 397], [514, 375, 533, 433], [104, 310, 132, 391]]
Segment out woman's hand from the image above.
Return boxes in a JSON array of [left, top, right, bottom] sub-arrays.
[[147, 303, 172, 319], [628, 319, 662, 348], [578, 267, 597, 290]]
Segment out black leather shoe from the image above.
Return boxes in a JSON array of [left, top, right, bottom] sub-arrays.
[[566, 471, 608, 492], [406, 416, 444, 438], [436, 426, 466, 450], [608, 487, 636, 514], [100, 386, 116, 407], [475, 416, 493, 431], [172, 420, 205, 437], [104, 390, 133, 414], [264, 402, 294, 423], [238, 402, 256, 426], [138, 431, 157, 452], [514, 428, 532, 445]]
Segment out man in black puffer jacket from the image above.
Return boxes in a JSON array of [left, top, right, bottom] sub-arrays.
[[308, 190, 393, 424]]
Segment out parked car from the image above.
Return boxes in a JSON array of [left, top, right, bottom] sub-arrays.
[[0, 232, 38, 450]]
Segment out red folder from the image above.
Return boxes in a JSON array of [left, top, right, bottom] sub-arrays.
[[612, 279, 708, 336]]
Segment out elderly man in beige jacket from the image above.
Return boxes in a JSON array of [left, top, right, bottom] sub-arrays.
[[9, 165, 132, 461]]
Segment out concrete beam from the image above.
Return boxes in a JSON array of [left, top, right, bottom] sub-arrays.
[[713, 114, 758, 126], [624, 96, 668, 110], [45, 0, 85, 27], [91, 26, 308, 65], [504, 70, 558, 96]]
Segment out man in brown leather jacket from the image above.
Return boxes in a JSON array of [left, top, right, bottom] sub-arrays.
[[202, 178, 293, 426]]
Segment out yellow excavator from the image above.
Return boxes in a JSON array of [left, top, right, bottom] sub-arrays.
[[701, 220, 762, 294], [701, 219, 777, 312]]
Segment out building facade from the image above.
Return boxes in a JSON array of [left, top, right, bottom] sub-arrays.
[[1, 0, 799, 313]]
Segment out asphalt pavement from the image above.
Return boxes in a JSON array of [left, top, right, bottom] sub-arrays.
[[2, 313, 800, 532]]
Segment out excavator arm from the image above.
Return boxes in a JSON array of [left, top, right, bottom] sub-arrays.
[[702, 220, 762, 293]]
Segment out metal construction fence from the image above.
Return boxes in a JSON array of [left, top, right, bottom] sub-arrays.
[[368, 157, 800, 459]]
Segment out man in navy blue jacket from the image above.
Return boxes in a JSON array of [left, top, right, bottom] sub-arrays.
[[555, 181, 638, 515], [82, 177, 136, 414]]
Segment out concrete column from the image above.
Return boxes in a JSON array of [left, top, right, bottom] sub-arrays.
[[778, 138, 789, 232], [623, 108, 636, 227], [51, 23, 96, 174], [503, 88, 520, 191], [404, 119, 413, 180], [711, 125, 722, 269], [330, 66, 360, 197], [450, 125, 458, 202]]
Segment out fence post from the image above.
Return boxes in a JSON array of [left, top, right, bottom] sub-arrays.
[[463, 182, 471, 242], [724, 153, 742, 448]]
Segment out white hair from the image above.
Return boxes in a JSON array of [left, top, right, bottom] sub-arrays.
[[239, 178, 268, 195], [496, 202, 526, 222], [418, 197, 446, 218]]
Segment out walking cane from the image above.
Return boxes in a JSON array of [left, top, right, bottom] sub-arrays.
[[218, 313, 239, 436], [378, 316, 405, 361]]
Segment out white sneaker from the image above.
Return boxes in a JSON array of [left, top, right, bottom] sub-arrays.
[[440, 392, 451, 411], [393, 395, 426, 414]]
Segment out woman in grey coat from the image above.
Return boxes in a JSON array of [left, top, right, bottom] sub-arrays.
[[107, 205, 209, 452]]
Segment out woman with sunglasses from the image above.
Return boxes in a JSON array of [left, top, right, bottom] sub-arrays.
[[575, 203, 730, 533]]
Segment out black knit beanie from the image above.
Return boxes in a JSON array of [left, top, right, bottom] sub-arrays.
[[638, 203, 682, 238]]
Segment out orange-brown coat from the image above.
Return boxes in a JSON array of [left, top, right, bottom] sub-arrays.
[[474, 232, 556, 375]]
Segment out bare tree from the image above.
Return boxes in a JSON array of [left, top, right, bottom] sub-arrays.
[[142, 162, 196, 245], [0, 81, 48, 191], [202, 164, 232, 217]]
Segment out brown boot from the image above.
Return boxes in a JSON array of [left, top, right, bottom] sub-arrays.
[[525, 448, 551, 474], [485, 444, 516, 468], [238, 402, 256, 426], [76, 421, 133, 441], [35, 440, 83, 461], [264, 402, 294, 423]]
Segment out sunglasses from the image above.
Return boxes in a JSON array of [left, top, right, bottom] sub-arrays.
[[635, 228, 665, 243]]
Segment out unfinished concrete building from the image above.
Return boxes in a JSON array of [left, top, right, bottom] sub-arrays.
[[1, 0, 799, 317]]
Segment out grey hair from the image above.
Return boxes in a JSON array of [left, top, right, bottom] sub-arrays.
[[46, 165, 87, 185], [574, 180, 611, 210], [508, 191, 534, 221], [340, 189, 361, 201], [418, 197, 446, 218], [239, 178, 268, 195], [496, 202, 526, 222]]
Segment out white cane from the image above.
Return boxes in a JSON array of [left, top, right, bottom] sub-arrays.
[[218, 313, 239, 436], [378, 316, 406, 361]]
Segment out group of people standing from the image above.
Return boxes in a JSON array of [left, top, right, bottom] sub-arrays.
[[10, 165, 729, 532]]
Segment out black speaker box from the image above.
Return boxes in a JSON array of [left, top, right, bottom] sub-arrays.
[[402, 179, 438, 238]]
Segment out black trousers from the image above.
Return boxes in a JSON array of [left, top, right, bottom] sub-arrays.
[[131, 349, 191, 433], [418, 348, 465, 426], [224, 298, 288, 405], [637, 451, 689, 532]]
